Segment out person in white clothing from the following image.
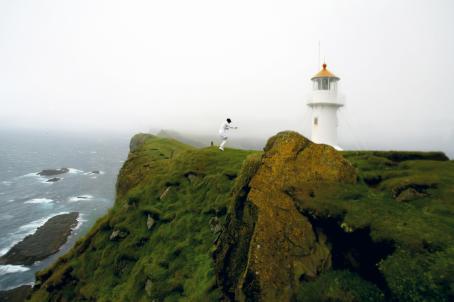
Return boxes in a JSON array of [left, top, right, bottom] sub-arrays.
[[218, 118, 237, 151]]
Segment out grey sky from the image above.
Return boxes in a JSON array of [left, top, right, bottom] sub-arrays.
[[1, 0, 453, 154]]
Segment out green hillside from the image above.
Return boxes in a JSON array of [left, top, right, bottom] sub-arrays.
[[28, 133, 453, 302]]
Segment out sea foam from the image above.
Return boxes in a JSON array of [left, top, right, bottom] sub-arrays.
[[0, 265, 30, 276], [24, 198, 54, 204], [68, 168, 84, 174], [68, 195, 93, 202], [73, 213, 87, 231]]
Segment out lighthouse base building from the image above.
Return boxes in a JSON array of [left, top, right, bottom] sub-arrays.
[[307, 63, 344, 150]]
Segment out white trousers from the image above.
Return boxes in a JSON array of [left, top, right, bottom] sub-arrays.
[[219, 134, 228, 148]]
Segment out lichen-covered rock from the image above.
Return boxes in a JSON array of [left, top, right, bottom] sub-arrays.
[[159, 187, 171, 200], [109, 229, 128, 241], [214, 131, 356, 302], [145, 279, 153, 297], [147, 215, 155, 230], [209, 216, 222, 233], [395, 187, 427, 202]]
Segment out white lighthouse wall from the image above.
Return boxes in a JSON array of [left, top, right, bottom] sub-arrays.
[[310, 105, 341, 149], [308, 90, 344, 106]]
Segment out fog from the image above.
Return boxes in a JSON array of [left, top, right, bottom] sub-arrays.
[[1, 0, 453, 156]]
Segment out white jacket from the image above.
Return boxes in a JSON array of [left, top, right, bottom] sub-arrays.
[[219, 121, 234, 137]]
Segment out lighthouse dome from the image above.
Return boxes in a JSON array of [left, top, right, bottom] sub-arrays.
[[311, 63, 339, 81]]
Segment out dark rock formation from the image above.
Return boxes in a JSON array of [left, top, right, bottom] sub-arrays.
[[0, 212, 79, 265], [214, 131, 356, 301], [37, 168, 69, 176], [46, 177, 61, 183], [0, 285, 32, 302]]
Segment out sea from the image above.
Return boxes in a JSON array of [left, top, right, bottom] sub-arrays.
[[0, 129, 130, 291]]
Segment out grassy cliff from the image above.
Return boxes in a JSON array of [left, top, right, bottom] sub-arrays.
[[28, 133, 453, 301]]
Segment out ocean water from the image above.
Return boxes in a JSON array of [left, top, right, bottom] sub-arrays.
[[0, 129, 129, 290]]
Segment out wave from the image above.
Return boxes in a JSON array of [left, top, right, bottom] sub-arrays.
[[1, 281, 35, 291], [84, 170, 104, 176], [19, 172, 40, 178], [24, 198, 54, 204], [73, 213, 87, 231], [0, 265, 30, 276], [40, 179, 58, 185], [16, 172, 48, 184], [16, 171, 66, 183], [68, 168, 84, 174], [68, 195, 94, 202], [0, 212, 69, 257], [1, 180, 13, 186]]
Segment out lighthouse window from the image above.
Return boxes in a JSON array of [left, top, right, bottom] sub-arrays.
[[314, 117, 318, 125], [322, 79, 329, 90]]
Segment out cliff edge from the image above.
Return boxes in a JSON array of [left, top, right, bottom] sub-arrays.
[[27, 132, 453, 302]]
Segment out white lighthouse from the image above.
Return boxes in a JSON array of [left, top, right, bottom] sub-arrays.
[[307, 63, 344, 150]]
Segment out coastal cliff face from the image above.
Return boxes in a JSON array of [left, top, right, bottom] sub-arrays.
[[28, 132, 453, 302]]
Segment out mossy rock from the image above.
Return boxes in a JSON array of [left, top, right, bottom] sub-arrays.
[[214, 131, 356, 301]]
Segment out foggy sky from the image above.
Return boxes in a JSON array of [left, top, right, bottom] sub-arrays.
[[1, 0, 453, 155]]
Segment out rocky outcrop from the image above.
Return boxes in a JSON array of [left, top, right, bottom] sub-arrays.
[[0, 213, 79, 265], [0, 285, 32, 302], [46, 177, 61, 183], [37, 168, 69, 176], [129, 133, 155, 152], [214, 131, 356, 301]]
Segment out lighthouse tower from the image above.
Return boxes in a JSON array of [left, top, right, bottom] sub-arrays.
[[307, 63, 344, 150]]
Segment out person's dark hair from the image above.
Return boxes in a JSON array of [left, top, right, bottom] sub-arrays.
[[227, 118, 232, 123]]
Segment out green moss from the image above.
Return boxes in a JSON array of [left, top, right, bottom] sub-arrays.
[[380, 250, 453, 302], [296, 270, 385, 302]]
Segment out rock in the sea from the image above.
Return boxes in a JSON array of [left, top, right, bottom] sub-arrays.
[[37, 168, 69, 176], [90, 170, 101, 174], [46, 177, 61, 183], [214, 131, 356, 302], [0, 285, 32, 302], [0, 212, 79, 266]]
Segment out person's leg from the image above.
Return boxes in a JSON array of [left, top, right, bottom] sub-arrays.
[[219, 137, 228, 150]]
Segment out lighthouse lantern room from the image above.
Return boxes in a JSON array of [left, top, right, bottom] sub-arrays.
[[307, 63, 344, 150]]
